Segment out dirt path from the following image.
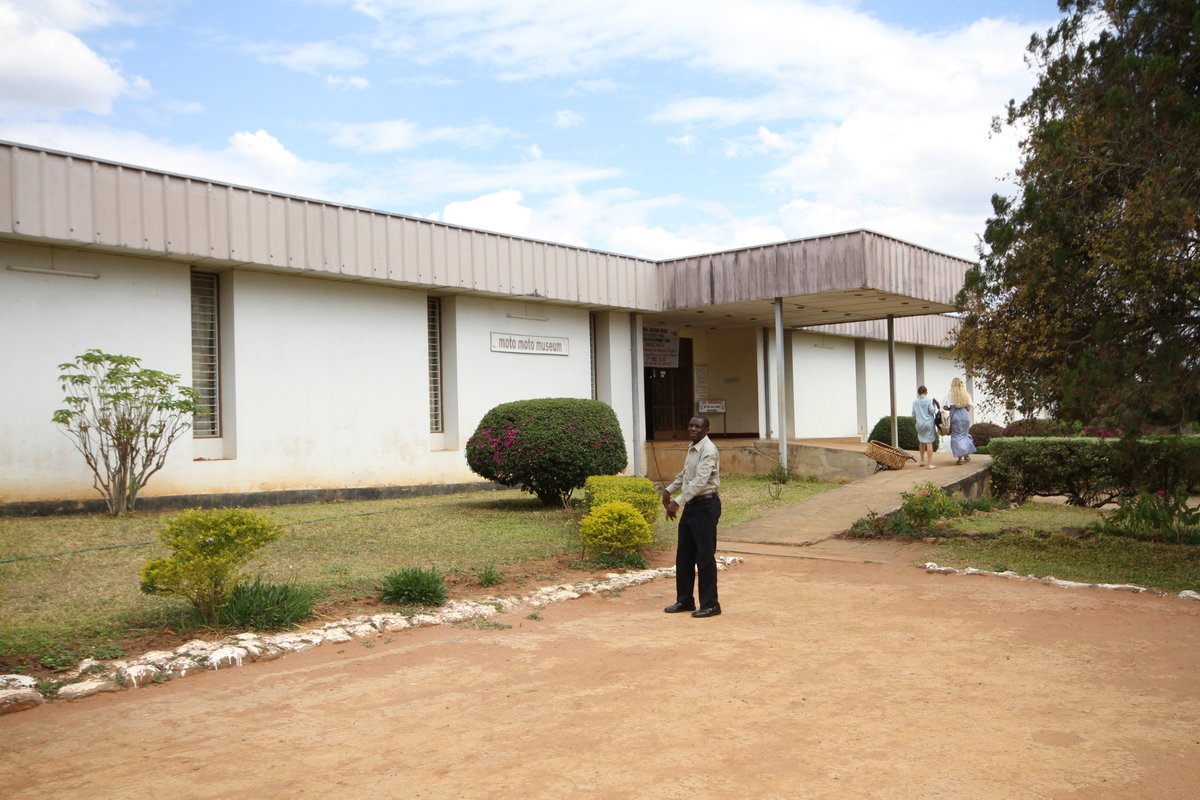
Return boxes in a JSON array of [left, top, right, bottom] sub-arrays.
[[2, 554, 1198, 799]]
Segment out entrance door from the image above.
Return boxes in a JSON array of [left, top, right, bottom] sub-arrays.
[[645, 337, 694, 440]]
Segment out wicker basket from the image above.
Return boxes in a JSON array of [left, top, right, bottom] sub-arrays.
[[865, 439, 910, 470]]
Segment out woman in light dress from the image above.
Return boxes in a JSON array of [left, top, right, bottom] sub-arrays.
[[911, 385, 938, 469], [943, 377, 977, 465]]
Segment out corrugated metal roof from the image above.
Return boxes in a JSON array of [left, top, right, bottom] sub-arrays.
[[0, 141, 972, 327]]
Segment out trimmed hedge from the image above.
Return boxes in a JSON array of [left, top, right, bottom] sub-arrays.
[[584, 475, 660, 527], [989, 436, 1200, 507], [466, 398, 627, 506], [579, 500, 653, 555], [868, 415, 939, 452]]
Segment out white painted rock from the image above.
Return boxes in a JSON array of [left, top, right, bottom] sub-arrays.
[[57, 680, 120, 701], [1, 688, 44, 714], [0, 674, 38, 690]]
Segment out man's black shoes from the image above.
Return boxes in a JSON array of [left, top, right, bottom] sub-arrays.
[[663, 601, 697, 613], [691, 605, 721, 618]]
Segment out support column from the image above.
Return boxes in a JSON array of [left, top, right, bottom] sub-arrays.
[[888, 313, 898, 447], [775, 297, 787, 471], [630, 314, 645, 476]]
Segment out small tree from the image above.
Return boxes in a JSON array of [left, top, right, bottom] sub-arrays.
[[52, 349, 200, 515], [466, 398, 628, 506]]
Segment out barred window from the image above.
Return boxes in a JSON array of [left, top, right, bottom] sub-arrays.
[[428, 297, 443, 433], [191, 272, 220, 437]]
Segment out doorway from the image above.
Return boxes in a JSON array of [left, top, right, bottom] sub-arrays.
[[644, 337, 694, 440]]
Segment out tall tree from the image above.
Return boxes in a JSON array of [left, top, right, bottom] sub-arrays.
[[955, 0, 1200, 431]]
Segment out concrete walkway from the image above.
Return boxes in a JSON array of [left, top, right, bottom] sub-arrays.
[[718, 452, 991, 565]]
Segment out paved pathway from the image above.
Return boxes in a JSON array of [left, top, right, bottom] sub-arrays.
[[719, 452, 991, 565]]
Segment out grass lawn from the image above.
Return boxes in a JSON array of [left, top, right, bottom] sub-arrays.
[[0, 475, 837, 673], [931, 501, 1200, 594]]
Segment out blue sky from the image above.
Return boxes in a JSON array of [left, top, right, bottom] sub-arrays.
[[0, 0, 1059, 260]]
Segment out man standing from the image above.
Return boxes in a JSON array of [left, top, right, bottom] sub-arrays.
[[661, 415, 722, 618]]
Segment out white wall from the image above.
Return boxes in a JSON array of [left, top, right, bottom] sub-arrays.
[[862, 340, 919, 432], [593, 311, 637, 473], [0, 243, 193, 501], [443, 295, 594, 450], [791, 332, 859, 438], [184, 271, 433, 493]]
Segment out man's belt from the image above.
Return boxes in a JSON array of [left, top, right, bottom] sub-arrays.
[[686, 492, 719, 507]]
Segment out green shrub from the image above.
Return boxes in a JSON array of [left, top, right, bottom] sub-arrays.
[[584, 475, 660, 526], [87, 643, 126, 660], [846, 510, 896, 539], [475, 565, 503, 587], [969, 422, 1005, 447], [990, 436, 1200, 507], [989, 437, 1118, 507], [1101, 488, 1200, 545], [867, 416, 938, 451], [466, 398, 628, 506], [1001, 418, 1076, 437], [140, 508, 283, 623], [1110, 436, 1200, 496], [218, 578, 319, 630], [592, 551, 649, 569], [39, 648, 79, 673], [380, 566, 447, 606], [579, 500, 653, 556], [900, 481, 961, 532]]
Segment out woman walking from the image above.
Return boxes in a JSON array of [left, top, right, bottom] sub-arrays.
[[911, 385, 938, 469], [943, 377, 977, 465]]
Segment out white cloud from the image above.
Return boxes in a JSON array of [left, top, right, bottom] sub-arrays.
[[165, 99, 204, 115], [327, 75, 370, 90], [443, 189, 533, 236], [12, 0, 129, 30], [553, 109, 584, 129], [525, 144, 543, 159], [254, 40, 366, 73], [0, 1, 128, 116], [667, 133, 697, 153], [609, 226, 718, 260], [723, 125, 794, 157], [326, 119, 517, 153], [569, 78, 617, 94]]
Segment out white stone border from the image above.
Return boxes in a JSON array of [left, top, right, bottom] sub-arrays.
[[925, 562, 1200, 601], [0, 557, 744, 716]]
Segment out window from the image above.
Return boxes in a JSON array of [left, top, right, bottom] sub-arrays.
[[428, 296, 443, 433], [589, 312, 597, 400], [191, 272, 220, 437]]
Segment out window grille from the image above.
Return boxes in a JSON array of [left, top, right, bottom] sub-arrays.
[[428, 297, 443, 433], [589, 313, 597, 400], [191, 272, 220, 437]]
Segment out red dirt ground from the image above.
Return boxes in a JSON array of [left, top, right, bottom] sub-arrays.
[[2, 552, 1198, 799]]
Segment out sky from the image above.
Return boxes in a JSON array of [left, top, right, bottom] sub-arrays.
[[0, 0, 1060, 261]]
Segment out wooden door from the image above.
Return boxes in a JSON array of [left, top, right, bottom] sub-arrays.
[[645, 337, 694, 440]]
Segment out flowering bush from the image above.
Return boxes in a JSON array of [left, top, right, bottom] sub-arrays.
[[140, 508, 283, 622], [1082, 425, 1124, 439], [466, 398, 627, 505], [968, 422, 1005, 447], [899, 481, 961, 532], [1001, 418, 1076, 437]]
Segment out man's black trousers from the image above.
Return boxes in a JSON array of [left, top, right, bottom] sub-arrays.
[[675, 495, 721, 609]]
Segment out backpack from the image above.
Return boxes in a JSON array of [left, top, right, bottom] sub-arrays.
[[934, 400, 950, 435]]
